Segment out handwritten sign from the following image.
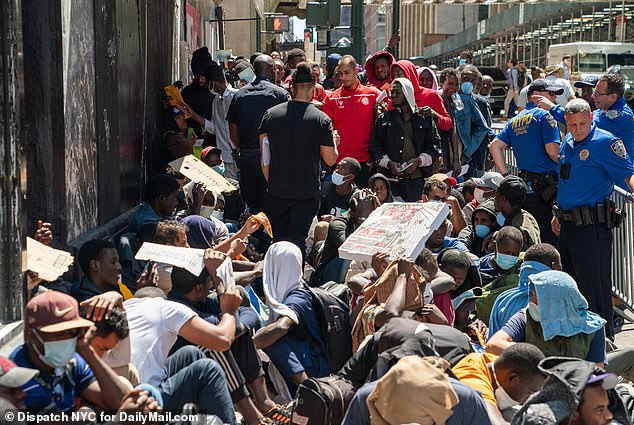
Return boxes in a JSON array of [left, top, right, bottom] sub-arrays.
[[169, 155, 236, 194], [338, 202, 450, 262], [26, 237, 74, 282], [135, 242, 206, 276]]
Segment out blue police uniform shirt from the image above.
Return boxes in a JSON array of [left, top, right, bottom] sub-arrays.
[[593, 97, 634, 158], [557, 124, 634, 210], [10, 345, 95, 413], [496, 102, 560, 173]]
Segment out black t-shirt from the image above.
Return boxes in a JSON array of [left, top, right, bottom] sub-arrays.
[[227, 77, 289, 150], [318, 183, 358, 217], [181, 83, 216, 146], [259, 101, 334, 199]]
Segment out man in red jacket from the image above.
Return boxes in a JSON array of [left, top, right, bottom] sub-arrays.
[[322, 55, 380, 187]]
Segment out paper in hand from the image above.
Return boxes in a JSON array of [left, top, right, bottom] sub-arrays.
[[26, 237, 74, 282]]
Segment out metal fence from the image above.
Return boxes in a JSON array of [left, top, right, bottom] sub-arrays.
[[497, 149, 634, 314]]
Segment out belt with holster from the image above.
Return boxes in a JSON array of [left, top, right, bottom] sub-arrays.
[[553, 198, 626, 228], [519, 171, 558, 205]]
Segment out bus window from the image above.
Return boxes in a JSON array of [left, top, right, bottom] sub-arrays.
[[578, 53, 606, 73], [608, 54, 634, 67]]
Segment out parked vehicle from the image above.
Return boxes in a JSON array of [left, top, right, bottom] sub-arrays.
[[478, 66, 507, 116], [547, 42, 634, 80]]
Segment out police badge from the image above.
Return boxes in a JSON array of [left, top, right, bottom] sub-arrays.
[[606, 110, 622, 119], [611, 140, 627, 159], [546, 114, 557, 129]]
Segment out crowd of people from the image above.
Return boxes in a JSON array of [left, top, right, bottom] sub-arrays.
[[4, 40, 634, 425]]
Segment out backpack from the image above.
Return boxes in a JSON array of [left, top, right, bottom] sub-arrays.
[[291, 286, 353, 374], [517, 70, 526, 88], [475, 271, 520, 326], [291, 375, 356, 425]]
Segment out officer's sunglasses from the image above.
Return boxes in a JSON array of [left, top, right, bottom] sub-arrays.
[[592, 89, 613, 97]]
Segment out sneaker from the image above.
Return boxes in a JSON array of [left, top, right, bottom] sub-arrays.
[[263, 405, 291, 425]]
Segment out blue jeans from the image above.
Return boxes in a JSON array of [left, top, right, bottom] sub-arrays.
[[159, 345, 236, 424]]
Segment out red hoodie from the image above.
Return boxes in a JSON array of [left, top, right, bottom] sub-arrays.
[[390, 60, 452, 132], [364, 50, 395, 89]]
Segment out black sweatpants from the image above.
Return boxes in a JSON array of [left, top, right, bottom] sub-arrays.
[[240, 150, 267, 213], [559, 222, 614, 339], [265, 192, 320, 256]]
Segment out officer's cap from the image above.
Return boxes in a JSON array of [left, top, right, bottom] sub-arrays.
[[574, 75, 600, 89], [498, 175, 528, 205], [528, 79, 564, 95]]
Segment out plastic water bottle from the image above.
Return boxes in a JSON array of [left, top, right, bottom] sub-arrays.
[[452, 93, 464, 111]]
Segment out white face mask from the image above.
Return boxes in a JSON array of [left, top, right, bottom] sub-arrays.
[[495, 384, 520, 411], [210, 210, 224, 221], [474, 187, 485, 203], [528, 302, 541, 322], [33, 332, 78, 368]]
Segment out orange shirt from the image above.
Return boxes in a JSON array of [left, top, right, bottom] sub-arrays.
[[322, 82, 380, 162], [451, 352, 498, 406]]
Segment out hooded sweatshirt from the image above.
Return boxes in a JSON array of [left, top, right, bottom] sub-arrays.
[[417, 67, 439, 91], [364, 50, 394, 89], [390, 60, 452, 132], [368, 173, 394, 204], [458, 199, 497, 257]]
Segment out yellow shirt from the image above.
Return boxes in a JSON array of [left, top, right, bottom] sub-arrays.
[[451, 352, 498, 406]]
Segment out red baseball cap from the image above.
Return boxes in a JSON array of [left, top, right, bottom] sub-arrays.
[[430, 173, 457, 188], [0, 356, 38, 388], [201, 146, 222, 160], [25, 291, 93, 333]]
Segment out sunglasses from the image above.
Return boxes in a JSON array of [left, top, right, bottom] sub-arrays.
[[592, 89, 613, 97]]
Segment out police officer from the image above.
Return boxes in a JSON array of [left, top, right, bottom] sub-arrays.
[[490, 79, 562, 245], [537, 73, 634, 160], [552, 99, 634, 340]]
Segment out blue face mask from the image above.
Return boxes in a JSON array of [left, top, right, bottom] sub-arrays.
[[496, 212, 506, 227], [459, 59, 467, 66], [34, 332, 78, 368], [461, 81, 473, 95], [475, 224, 491, 238], [496, 251, 519, 270], [212, 163, 225, 176], [331, 171, 348, 186]]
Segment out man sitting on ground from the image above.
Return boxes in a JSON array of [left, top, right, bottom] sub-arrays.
[[128, 174, 181, 233], [319, 157, 361, 221], [10, 291, 129, 414], [476, 226, 523, 285], [494, 175, 540, 249], [452, 343, 546, 424]]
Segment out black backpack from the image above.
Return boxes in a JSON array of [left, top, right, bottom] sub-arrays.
[[517, 70, 526, 88], [291, 375, 356, 425], [291, 286, 353, 374]]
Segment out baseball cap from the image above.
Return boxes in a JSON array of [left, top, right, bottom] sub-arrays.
[[471, 172, 503, 190], [201, 146, 222, 160], [340, 157, 362, 175], [498, 175, 528, 204], [170, 108, 184, 119], [528, 78, 564, 95], [25, 291, 93, 333], [0, 356, 38, 388], [430, 173, 457, 188], [587, 372, 618, 390], [574, 75, 600, 89]]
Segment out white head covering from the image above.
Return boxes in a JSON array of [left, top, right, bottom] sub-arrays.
[[262, 241, 303, 324], [393, 77, 417, 113]]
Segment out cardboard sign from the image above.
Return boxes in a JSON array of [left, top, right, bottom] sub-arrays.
[[169, 155, 236, 194], [135, 242, 206, 276], [338, 202, 450, 262], [26, 237, 74, 282]]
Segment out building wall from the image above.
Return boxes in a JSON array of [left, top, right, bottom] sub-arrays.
[[387, 3, 479, 59], [222, 0, 257, 57]]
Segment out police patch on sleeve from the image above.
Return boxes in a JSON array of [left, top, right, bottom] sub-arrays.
[[611, 140, 627, 159], [546, 114, 557, 129], [607, 110, 622, 119]]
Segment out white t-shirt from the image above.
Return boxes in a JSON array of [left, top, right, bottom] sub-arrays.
[[124, 297, 197, 387]]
